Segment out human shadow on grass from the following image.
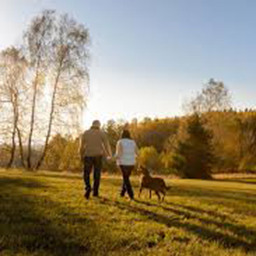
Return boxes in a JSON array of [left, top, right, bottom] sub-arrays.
[[169, 186, 256, 205], [139, 200, 233, 222], [99, 197, 256, 253], [139, 200, 256, 246], [217, 179, 256, 185], [0, 176, 47, 189], [164, 202, 234, 221], [0, 176, 98, 256], [33, 172, 82, 181]]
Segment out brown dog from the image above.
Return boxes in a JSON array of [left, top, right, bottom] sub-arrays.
[[138, 166, 170, 201]]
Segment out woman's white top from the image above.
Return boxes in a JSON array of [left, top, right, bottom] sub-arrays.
[[115, 139, 137, 166]]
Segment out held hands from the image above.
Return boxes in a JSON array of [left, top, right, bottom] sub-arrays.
[[106, 155, 118, 162], [106, 156, 113, 161]]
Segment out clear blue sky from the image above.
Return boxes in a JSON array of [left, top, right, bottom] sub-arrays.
[[1, 0, 256, 128]]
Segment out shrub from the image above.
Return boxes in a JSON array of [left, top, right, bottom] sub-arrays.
[[138, 146, 160, 170]]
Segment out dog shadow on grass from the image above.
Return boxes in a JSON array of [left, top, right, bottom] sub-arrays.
[[168, 185, 256, 206], [99, 196, 256, 254], [0, 176, 99, 256]]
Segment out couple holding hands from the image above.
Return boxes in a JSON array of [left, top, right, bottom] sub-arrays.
[[80, 120, 138, 200]]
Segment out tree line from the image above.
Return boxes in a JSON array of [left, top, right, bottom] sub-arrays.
[[2, 78, 256, 179]]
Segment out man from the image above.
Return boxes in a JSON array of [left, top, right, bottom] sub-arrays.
[[80, 120, 112, 199]]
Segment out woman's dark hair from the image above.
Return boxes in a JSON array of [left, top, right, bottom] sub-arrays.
[[121, 130, 132, 139]]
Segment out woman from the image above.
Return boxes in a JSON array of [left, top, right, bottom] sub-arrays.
[[115, 130, 138, 200]]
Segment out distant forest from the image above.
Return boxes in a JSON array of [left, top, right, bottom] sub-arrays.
[[1, 108, 256, 178]]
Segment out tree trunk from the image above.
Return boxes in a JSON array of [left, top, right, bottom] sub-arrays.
[[7, 95, 18, 168], [16, 126, 25, 168], [36, 67, 62, 170], [27, 71, 39, 170], [7, 122, 16, 168]]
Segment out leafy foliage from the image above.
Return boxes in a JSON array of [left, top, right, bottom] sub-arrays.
[[138, 146, 160, 170]]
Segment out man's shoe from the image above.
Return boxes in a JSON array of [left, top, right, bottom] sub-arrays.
[[84, 189, 91, 200], [128, 197, 135, 202]]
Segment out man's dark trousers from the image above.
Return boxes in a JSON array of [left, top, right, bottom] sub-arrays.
[[83, 156, 102, 197]]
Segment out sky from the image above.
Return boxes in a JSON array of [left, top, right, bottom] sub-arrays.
[[0, 0, 256, 128]]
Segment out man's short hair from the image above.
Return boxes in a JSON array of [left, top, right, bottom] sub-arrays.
[[92, 120, 101, 128]]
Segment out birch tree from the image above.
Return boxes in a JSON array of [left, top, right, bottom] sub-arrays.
[[23, 10, 55, 169], [184, 79, 232, 114], [35, 12, 89, 169], [0, 47, 27, 168], [22, 10, 89, 170], [0, 10, 90, 170]]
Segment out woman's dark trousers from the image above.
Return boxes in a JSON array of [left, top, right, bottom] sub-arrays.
[[119, 165, 134, 199]]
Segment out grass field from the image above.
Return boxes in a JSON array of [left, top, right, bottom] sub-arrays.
[[0, 169, 256, 256]]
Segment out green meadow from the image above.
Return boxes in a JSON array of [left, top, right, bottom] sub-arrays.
[[0, 169, 256, 256]]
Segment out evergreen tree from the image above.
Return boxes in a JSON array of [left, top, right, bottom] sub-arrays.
[[172, 114, 213, 179]]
